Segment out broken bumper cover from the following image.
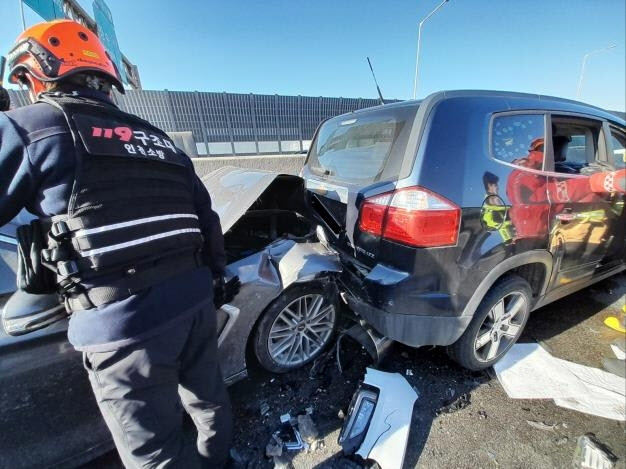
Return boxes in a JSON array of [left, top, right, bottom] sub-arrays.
[[339, 368, 418, 469], [339, 258, 470, 347], [345, 293, 471, 348]]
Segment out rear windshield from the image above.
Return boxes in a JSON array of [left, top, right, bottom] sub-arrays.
[[307, 105, 418, 184]]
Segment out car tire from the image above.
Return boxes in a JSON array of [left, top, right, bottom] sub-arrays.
[[253, 280, 338, 373], [447, 275, 532, 371]]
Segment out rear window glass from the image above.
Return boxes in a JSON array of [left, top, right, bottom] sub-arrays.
[[307, 106, 417, 183]]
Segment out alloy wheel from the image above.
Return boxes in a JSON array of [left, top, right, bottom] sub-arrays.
[[268, 294, 336, 366], [474, 291, 527, 363]]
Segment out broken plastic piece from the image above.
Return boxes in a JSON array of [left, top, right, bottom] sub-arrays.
[[275, 423, 304, 451], [297, 414, 319, 444], [265, 440, 283, 458], [526, 420, 557, 433], [342, 322, 394, 365], [602, 358, 626, 378], [339, 368, 418, 469], [573, 434, 617, 469], [436, 393, 471, 415], [610, 338, 625, 360]]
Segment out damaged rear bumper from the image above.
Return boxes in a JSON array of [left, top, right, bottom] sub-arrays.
[[339, 255, 470, 347], [344, 292, 471, 347]]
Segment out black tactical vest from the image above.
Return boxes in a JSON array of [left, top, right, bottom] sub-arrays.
[[38, 92, 204, 311]]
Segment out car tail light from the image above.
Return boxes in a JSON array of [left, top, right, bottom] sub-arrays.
[[359, 193, 392, 236], [359, 187, 460, 247]]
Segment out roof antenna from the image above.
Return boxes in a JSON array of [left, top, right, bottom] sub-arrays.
[[367, 57, 385, 105]]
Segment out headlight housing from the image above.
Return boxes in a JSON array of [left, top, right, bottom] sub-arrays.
[[338, 386, 378, 454]]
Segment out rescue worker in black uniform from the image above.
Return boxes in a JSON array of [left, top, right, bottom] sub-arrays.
[[1, 20, 234, 468]]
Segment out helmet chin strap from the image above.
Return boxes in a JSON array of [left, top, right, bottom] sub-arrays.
[[19, 72, 48, 103]]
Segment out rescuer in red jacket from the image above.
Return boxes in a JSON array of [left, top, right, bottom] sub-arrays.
[[506, 138, 625, 241]]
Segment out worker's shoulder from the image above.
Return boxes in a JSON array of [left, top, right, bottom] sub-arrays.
[[3, 102, 70, 145]]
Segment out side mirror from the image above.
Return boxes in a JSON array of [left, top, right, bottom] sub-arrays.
[[2, 290, 67, 336]]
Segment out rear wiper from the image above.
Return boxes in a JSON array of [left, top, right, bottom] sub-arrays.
[[311, 165, 334, 178]]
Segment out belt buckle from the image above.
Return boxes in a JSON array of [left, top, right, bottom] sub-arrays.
[[50, 220, 70, 240], [58, 277, 83, 295], [57, 260, 79, 277]]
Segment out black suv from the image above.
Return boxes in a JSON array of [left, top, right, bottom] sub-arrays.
[[302, 90, 626, 370]]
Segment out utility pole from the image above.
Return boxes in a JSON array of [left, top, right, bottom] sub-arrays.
[[413, 0, 449, 99], [19, 0, 26, 30], [576, 44, 616, 99]]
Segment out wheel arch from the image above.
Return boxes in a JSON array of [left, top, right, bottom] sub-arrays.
[[244, 275, 340, 370], [460, 250, 553, 321]]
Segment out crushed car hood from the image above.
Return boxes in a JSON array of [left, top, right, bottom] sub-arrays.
[[201, 166, 303, 233]]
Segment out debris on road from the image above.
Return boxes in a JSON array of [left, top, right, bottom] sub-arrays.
[[342, 323, 394, 366], [437, 393, 471, 415], [572, 434, 617, 469], [339, 368, 418, 469], [228, 447, 248, 466], [264, 408, 323, 462], [494, 343, 626, 421], [601, 358, 625, 378], [277, 423, 304, 452], [297, 414, 319, 444], [260, 402, 271, 417], [272, 455, 294, 469], [610, 338, 625, 360], [266, 439, 283, 458], [526, 420, 558, 433]]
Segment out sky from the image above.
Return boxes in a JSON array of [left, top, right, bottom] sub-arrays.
[[1, 0, 625, 111]]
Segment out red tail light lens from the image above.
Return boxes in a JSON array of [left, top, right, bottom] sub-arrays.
[[359, 193, 392, 236], [359, 187, 460, 247]]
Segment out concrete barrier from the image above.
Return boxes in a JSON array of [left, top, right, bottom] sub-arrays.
[[192, 154, 306, 178]]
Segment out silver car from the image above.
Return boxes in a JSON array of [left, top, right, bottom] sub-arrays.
[[0, 167, 341, 468]]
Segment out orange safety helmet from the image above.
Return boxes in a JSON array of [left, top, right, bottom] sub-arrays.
[[529, 137, 544, 153], [7, 19, 124, 97]]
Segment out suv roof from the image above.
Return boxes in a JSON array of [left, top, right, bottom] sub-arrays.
[[345, 90, 625, 126]]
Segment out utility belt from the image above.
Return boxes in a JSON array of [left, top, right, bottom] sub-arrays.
[[61, 252, 202, 312], [16, 218, 204, 313]]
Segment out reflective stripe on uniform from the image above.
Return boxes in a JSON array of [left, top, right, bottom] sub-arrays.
[[80, 228, 202, 257], [74, 213, 199, 238]]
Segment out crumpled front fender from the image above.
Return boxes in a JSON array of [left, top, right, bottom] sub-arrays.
[[218, 238, 342, 381]]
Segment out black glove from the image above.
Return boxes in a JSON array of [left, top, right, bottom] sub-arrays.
[[213, 275, 241, 308], [16, 220, 57, 294]]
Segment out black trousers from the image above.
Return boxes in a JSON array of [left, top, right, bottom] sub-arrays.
[[83, 304, 232, 468]]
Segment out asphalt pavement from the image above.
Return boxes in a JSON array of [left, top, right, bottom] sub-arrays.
[[85, 272, 626, 468]]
